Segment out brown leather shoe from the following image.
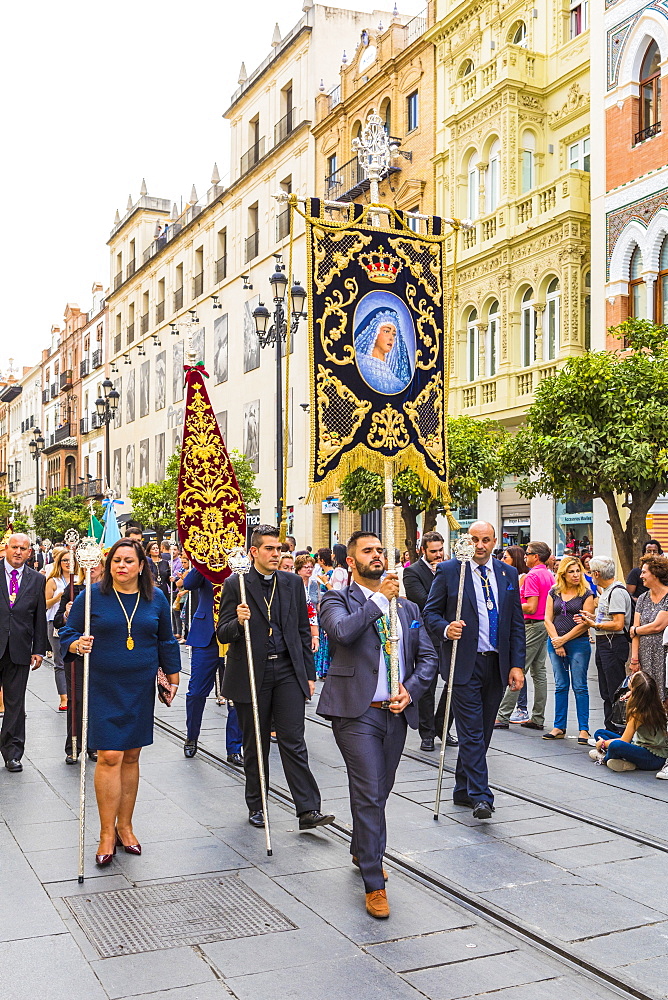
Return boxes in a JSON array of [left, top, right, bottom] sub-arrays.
[[365, 889, 390, 919], [352, 856, 388, 880]]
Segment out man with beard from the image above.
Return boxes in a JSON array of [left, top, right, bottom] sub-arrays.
[[318, 531, 438, 919]]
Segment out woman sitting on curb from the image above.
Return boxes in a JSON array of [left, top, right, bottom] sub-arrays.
[[589, 670, 668, 775]]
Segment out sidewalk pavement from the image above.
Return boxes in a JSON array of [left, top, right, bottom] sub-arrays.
[[0, 656, 665, 1000]]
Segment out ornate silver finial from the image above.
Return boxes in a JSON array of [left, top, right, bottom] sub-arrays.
[[227, 547, 252, 575], [454, 533, 475, 562], [76, 537, 102, 571], [352, 110, 397, 206], [64, 529, 80, 548]]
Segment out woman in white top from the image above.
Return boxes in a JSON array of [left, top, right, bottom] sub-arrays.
[[45, 548, 79, 711]]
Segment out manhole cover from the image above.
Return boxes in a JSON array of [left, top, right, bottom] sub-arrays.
[[65, 876, 297, 957]]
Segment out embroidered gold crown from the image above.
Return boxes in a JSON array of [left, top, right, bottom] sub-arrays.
[[359, 247, 402, 284]]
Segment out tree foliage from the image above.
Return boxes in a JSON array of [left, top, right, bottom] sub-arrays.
[[128, 449, 261, 544], [503, 318, 668, 576], [31, 490, 104, 542], [340, 416, 508, 559]]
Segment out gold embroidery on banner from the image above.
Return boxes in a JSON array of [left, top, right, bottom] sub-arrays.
[[405, 283, 440, 371], [367, 406, 410, 451], [404, 373, 446, 475], [178, 381, 245, 572], [317, 278, 358, 366], [316, 366, 372, 474], [312, 227, 373, 295], [388, 237, 442, 304]]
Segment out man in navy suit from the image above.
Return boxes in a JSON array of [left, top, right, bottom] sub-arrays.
[[318, 531, 438, 919], [423, 521, 525, 819], [182, 568, 243, 766]]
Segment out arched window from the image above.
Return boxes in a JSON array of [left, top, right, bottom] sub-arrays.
[[487, 139, 500, 212], [629, 246, 646, 318], [657, 236, 668, 323], [380, 98, 392, 135], [466, 308, 478, 382], [487, 300, 499, 377], [639, 41, 661, 137], [521, 288, 536, 367], [461, 59, 474, 77], [467, 152, 479, 220], [511, 21, 527, 47], [545, 277, 560, 361], [521, 132, 535, 193]]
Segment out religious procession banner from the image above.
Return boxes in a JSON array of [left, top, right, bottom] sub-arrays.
[[302, 197, 455, 504], [177, 364, 246, 584]]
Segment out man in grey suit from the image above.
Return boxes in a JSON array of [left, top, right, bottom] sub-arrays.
[[318, 531, 438, 919], [0, 534, 47, 772]]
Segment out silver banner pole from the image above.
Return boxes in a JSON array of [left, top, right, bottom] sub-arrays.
[[434, 534, 474, 820], [75, 536, 102, 881], [228, 547, 272, 856]]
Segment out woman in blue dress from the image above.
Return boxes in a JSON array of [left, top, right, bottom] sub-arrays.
[[354, 307, 413, 394], [59, 538, 181, 867]]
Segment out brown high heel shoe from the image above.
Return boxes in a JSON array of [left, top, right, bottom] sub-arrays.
[[115, 828, 142, 855]]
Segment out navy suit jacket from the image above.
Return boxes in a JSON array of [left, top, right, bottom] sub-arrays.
[[183, 568, 214, 647], [317, 582, 438, 728], [423, 557, 525, 685]]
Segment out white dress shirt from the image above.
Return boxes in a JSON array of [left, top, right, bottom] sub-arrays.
[[422, 555, 437, 574], [358, 584, 405, 702], [470, 558, 499, 652]]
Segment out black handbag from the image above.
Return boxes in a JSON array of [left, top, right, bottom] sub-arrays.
[[610, 675, 631, 729]]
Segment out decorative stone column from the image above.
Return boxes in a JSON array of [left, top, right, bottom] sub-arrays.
[[533, 302, 546, 363]]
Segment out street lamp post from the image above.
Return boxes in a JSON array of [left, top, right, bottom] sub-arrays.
[[29, 427, 45, 507], [252, 261, 307, 527], [95, 378, 120, 491]]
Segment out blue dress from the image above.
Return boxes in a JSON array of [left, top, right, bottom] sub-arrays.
[[59, 584, 181, 750]]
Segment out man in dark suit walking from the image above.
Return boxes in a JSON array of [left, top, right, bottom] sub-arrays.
[[424, 521, 525, 819], [403, 531, 458, 752], [181, 567, 243, 766], [218, 525, 334, 831], [318, 531, 438, 919], [0, 534, 47, 772]]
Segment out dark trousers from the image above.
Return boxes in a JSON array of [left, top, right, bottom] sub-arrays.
[[418, 676, 454, 740], [452, 652, 504, 805], [595, 634, 630, 730], [333, 707, 406, 892], [234, 655, 320, 816], [0, 650, 30, 762], [186, 639, 242, 752]]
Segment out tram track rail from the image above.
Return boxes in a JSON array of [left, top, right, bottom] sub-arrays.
[[154, 714, 662, 1000]]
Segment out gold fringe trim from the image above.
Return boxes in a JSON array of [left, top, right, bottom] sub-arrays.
[[308, 442, 446, 507]]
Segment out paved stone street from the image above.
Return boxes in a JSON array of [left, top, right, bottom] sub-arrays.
[[1, 653, 667, 1000]]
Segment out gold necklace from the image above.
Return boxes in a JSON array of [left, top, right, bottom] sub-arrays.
[[113, 587, 141, 650], [262, 574, 277, 636]]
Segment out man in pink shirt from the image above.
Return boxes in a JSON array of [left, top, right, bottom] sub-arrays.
[[495, 541, 554, 730]]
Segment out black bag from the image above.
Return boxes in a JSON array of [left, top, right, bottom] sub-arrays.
[[610, 675, 631, 730]]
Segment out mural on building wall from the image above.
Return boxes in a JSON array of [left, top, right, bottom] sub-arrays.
[[214, 314, 228, 384], [243, 400, 259, 473], [155, 432, 165, 483], [126, 369, 135, 423], [172, 426, 182, 457], [215, 410, 228, 445], [155, 352, 166, 411], [113, 377, 122, 429], [140, 361, 150, 418], [126, 444, 135, 489], [173, 341, 184, 403], [191, 327, 205, 367], [243, 296, 260, 373], [113, 448, 122, 496], [139, 438, 149, 486]]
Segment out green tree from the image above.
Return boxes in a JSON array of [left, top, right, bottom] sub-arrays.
[[129, 449, 261, 544], [340, 416, 507, 560], [31, 490, 104, 542], [504, 318, 668, 577]]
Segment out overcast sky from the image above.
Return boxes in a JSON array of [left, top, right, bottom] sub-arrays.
[[0, 0, 424, 376]]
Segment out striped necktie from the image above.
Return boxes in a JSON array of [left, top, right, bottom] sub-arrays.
[[478, 565, 498, 649]]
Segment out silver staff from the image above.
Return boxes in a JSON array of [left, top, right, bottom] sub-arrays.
[[434, 533, 474, 820], [227, 547, 272, 856], [75, 535, 102, 882], [64, 529, 80, 758]]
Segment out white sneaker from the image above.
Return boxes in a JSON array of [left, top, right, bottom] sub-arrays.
[[606, 759, 636, 772], [656, 762, 668, 779], [589, 749, 605, 763], [587, 737, 598, 747], [510, 708, 530, 724]]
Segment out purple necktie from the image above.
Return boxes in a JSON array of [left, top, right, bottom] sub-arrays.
[[9, 569, 19, 605]]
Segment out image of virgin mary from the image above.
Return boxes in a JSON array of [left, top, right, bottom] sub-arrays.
[[354, 307, 413, 394]]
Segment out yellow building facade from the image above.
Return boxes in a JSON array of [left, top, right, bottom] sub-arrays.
[[430, 0, 592, 550]]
